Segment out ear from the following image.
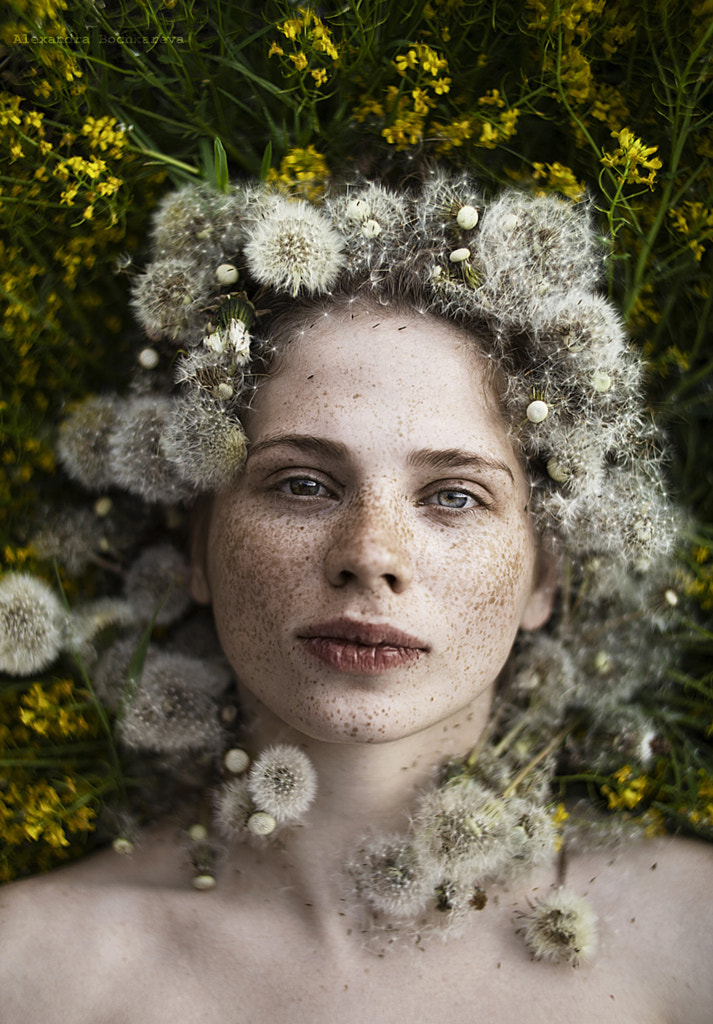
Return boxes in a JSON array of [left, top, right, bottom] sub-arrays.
[[519, 544, 558, 631], [189, 497, 213, 605]]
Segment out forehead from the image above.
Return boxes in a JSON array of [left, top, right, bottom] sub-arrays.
[[248, 307, 510, 445]]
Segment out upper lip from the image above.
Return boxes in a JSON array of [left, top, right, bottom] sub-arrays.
[[298, 618, 429, 650]]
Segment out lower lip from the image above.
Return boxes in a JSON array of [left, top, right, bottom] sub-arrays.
[[300, 638, 425, 674]]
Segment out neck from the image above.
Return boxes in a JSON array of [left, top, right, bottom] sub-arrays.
[[230, 684, 495, 921]]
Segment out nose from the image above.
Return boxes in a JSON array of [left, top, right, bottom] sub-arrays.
[[324, 490, 414, 595]]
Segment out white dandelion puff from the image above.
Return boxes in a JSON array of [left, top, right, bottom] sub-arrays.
[[118, 653, 224, 756], [411, 779, 516, 884], [244, 198, 345, 297], [520, 888, 598, 966], [131, 258, 212, 342], [108, 396, 192, 503], [160, 393, 248, 492], [57, 395, 121, 491], [346, 834, 432, 919], [124, 543, 192, 626], [212, 777, 254, 838], [246, 744, 317, 823], [0, 574, 67, 675]]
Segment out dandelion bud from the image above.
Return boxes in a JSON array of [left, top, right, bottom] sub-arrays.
[[449, 247, 471, 263], [247, 811, 277, 835], [526, 400, 549, 423], [138, 347, 159, 369], [93, 496, 113, 517], [112, 837, 135, 856], [203, 330, 224, 353], [215, 263, 239, 286], [591, 371, 612, 393], [0, 574, 66, 675], [362, 219, 382, 238], [224, 748, 251, 774], [520, 889, 598, 966], [188, 823, 208, 842], [594, 650, 612, 674], [456, 205, 479, 230], [247, 744, 317, 823], [664, 589, 678, 607], [346, 198, 369, 222], [192, 874, 216, 891], [213, 383, 234, 401], [547, 458, 571, 482]]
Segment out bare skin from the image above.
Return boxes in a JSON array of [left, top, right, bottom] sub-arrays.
[[1, 310, 711, 1023]]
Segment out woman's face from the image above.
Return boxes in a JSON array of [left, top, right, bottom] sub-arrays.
[[192, 308, 553, 744]]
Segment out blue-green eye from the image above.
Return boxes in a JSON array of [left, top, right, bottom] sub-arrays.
[[425, 489, 479, 509]]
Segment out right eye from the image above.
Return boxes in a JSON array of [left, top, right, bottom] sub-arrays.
[[280, 476, 332, 498]]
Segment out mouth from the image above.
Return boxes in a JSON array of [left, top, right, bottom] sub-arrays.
[[297, 618, 429, 675]]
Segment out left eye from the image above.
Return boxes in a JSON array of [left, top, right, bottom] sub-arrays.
[[423, 489, 480, 509], [282, 477, 331, 497]]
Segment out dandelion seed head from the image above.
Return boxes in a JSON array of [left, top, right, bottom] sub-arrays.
[[213, 776, 254, 838], [57, 395, 120, 490], [108, 396, 192, 503], [131, 258, 212, 343], [520, 889, 598, 966], [124, 543, 191, 626], [0, 574, 66, 675], [247, 744, 317, 822], [346, 834, 432, 919], [160, 393, 248, 492], [244, 198, 345, 296]]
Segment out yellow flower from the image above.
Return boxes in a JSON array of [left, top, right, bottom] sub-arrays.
[[601, 127, 662, 188], [532, 161, 586, 200], [395, 50, 418, 75], [268, 41, 284, 58], [289, 50, 308, 72], [310, 67, 328, 87]]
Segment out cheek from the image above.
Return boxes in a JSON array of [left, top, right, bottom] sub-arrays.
[[207, 503, 316, 645]]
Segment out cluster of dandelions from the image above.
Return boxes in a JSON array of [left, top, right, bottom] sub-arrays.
[[56, 170, 678, 580], [346, 776, 558, 929], [213, 744, 318, 840]]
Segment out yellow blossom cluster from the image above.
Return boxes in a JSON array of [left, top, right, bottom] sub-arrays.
[[686, 772, 713, 829], [601, 764, 652, 811], [600, 127, 662, 189], [684, 547, 713, 611], [433, 90, 520, 155], [668, 202, 713, 262], [265, 144, 330, 200], [532, 161, 586, 199], [268, 6, 339, 88], [526, 0, 606, 45], [0, 677, 101, 880]]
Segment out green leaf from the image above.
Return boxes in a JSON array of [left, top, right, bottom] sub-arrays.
[[260, 139, 273, 181], [214, 137, 230, 194]]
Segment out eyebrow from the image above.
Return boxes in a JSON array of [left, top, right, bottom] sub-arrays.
[[247, 434, 514, 481]]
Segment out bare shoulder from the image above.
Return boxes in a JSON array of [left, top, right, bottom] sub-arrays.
[[561, 835, 713, 1022], [0, 827, 195, 1024]]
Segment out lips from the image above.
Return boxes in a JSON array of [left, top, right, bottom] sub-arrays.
[[297, 618, 429, 674]]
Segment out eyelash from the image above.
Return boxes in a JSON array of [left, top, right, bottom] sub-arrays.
[[275, 476, 488, 513]]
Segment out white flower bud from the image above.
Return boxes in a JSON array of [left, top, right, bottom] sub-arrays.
[[456, 205, 479, 230], [346, 198, 369, 222], [664, 589, 679, 607], [526, 400, 549, 423], [213, 383, 234, 401], [546, 458, 571, 482], [112, 837, 134, 856], [204, 330, 225, 353], [247, 811, 277, 835], [449, 247, 471, 263], [594, 651, 612, 674], [192, 874, 216, 891], [362, 219, 382, 238], [591, 371, 612, 393], [138, 347, 159, 369], [93, 496, 113, 517], [226, 318, 251, 359], [188, 823, 208, 842], [224, 748, 251, 774], [215, 263, 239, 286]]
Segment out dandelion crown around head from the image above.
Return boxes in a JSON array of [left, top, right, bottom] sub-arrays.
[[5, 168, 681, 958], [59, 167, 677, 571]]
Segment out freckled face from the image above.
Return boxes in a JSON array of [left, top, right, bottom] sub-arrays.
[[198, 310, 550, 743]]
